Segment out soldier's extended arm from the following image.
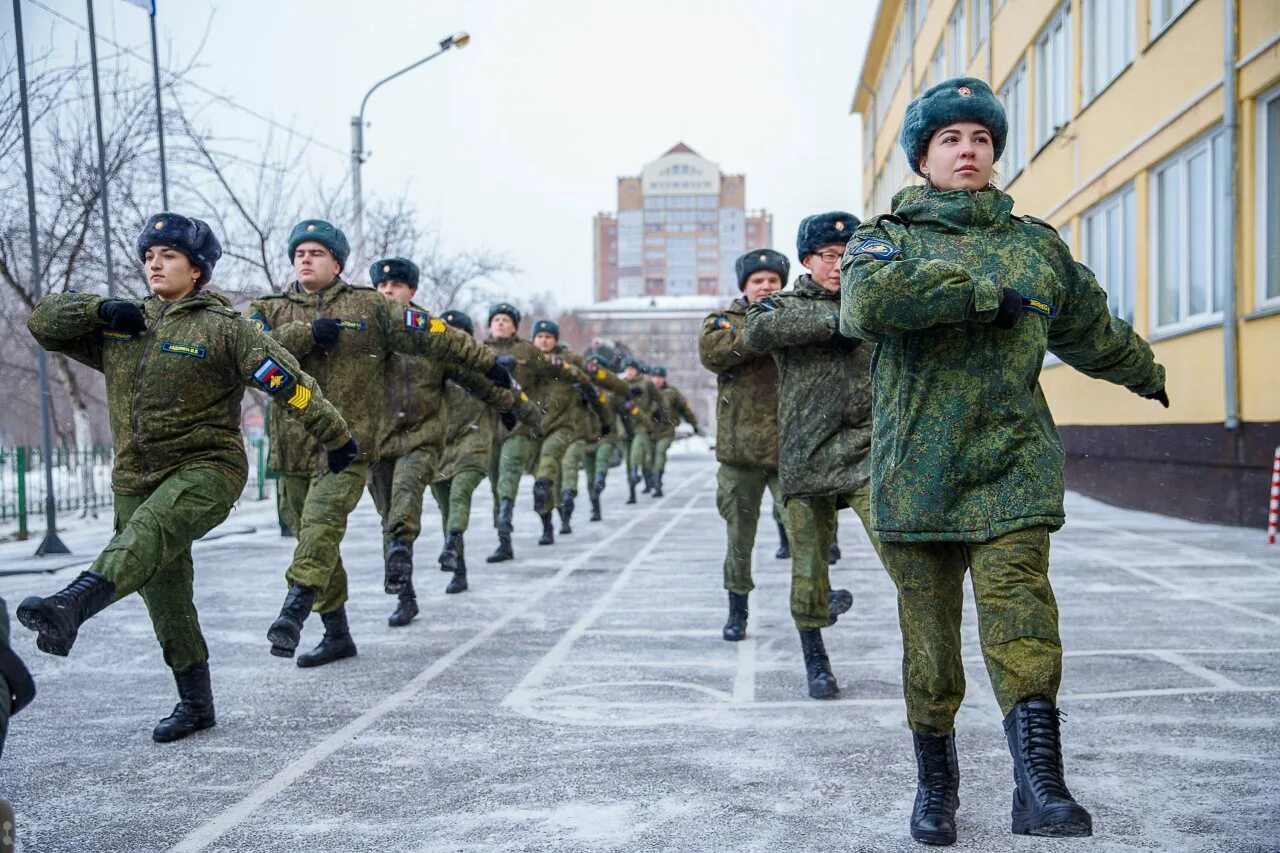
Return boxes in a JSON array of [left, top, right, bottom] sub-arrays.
[[544, 353, 593, 388], [585, 360, 631, 395], [232, 319, 353, 451], [248, 299, 318, 360], [381, 301, 497, 375], [1048, 261, 1165, 396], [26, 292, 111, 371], [674, 393, 699, 430], [743, 297, 836, 352], [446, 364, 517, 412], [839, 224, 1002, 341], [698, 312, 756, 373]]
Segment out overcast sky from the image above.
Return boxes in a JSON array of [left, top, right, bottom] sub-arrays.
[[8, 0, 875, 307]]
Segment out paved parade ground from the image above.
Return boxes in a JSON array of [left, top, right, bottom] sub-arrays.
[[1, 447, 1278, 852]]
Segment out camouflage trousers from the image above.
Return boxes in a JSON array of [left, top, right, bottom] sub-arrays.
[[279, 463, 370, 615], [91, 466, 242, 671], [583, 439, 621, 486], [785, 484, 882, 630], [630, 431, 654, 475], [559, 438, 587, 496], [367, 446, 441, 552], [492, 434, 538, 504], [881, 525, 1061, 734], [534, 427, 577, 509], [716, 463, 785, 595], [430, 469, 486, 535], [652, 434, 675, 475]]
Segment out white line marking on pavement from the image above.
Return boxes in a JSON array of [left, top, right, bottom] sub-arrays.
[[1148, 650, 1244, 689], [504, 491, 701, 714], [169, 470, 708, 853], [1057, 540, 1280, 626], [732, 636, 756, 704]]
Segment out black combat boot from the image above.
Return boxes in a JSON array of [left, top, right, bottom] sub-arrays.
[[642, 469, 653, 493], [487, 499, 515, 563], [829, 539, 842, 564], [152, 663, 216, 743], [439, 531, 464, 573], [267, 584, 317, 658], [590, 472, 606, 521], [445, 550, 468, 594], [827, 588, 853, 626], [559, 490, 576, 534], [388, 581, 418, 627], [722, 592, 748, 642], [652, 473, 664, 498], [775, 521, 790, 559], [532, 477, 554, 516], [384, 539, 412, 594], [1003, 700, 1092, 837], [17, 571, 116, 656], [297, 606, 358, 667], [626, 469, 638, 504], [910, 731, 960, 845], [538, 512, 555, 546], [799, 628, 838, 699]]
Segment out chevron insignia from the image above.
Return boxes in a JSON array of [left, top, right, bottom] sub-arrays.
[[286, 384, 311, 411]]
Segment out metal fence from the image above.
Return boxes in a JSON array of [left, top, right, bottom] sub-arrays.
[[0, 441, 272, 539]]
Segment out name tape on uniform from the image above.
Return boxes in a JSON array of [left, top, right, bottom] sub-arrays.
[[160, 341, 206, 358]]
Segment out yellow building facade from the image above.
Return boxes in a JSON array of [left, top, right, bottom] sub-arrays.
[[853, 0, 1279, 527]]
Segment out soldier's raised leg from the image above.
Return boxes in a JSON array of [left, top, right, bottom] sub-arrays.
[[651, 435, 674, 497], [435, 468, 485, 594], [489, 434, 536, 563], [785, 495, 850, 700], [534, 428, 574, 546], [558, 438, 585, 534], [715, 464, 770, 642]]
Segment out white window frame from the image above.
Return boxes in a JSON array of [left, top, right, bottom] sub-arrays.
[[1149, 129, 1228, 335], [969, 0, 991, 59], [1083, 0, 1135, 103], [1083, 185, 1138, 325], [1256, 83, 1280, 311], [999, 61, 1028, 180], [1035, 3, 1072, 150], [948, 2, 966, 78], [1149, 0, 1195, 40], [930, 40, 946, 88]]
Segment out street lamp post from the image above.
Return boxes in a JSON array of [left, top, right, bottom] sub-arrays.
[[351, 31, 470, 269]]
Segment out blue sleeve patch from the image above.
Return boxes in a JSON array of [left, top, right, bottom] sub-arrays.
[[252, 357, 294, 395], [1022, 296, 1058, 318], [406, 308, 428, 330], [851, 238, 904, 261], [754, 298, 777, 312], [248, 312, 270, 333]]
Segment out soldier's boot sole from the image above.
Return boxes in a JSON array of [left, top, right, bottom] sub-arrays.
[[267, 617, 303, 658], [486, 533, 514, 563], [296, 634, 358, 668], [384, 549, 412, 595], [826, 589, 853, 626], [152, 709, 216, 743], [808, 675, 840, 700], [722, 620, 747, 642], [439, 533, 463, 573], [1011, 803, 1093, 838], [16, 602, 76, 657]]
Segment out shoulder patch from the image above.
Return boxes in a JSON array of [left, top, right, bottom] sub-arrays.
[[252, 357, 293, 395], [850, 238, 904, 261], [713, 313, 732, 330], [405, 308, 429, 330], [160, 341, 206, 358], [1019, 214, 1059, 235], [248, 311, 271, 333], [753, 298, 777, 313], [1021, 296, 1058, 318]]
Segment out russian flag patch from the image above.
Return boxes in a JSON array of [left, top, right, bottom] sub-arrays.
[[406, 309, 428, 330], [252, 357, 293, 395]]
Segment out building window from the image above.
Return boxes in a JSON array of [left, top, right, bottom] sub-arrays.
[[1258, 85, 1280, 307], [1035, 3, 1072, 149], [1150, 130, 1229, 330], [1083, 186, 1137, 324], [1150, 0, 1194, 36], [913, 0, 929, 33], [948, 2, 966, 78], [645, 277, 664, 293], [930, 40, 945, 88], [969, 0, 990, 58], [999, 61, 1027, 179], [1083, 0, 1134, 102]]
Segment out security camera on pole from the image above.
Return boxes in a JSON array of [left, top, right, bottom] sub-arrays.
[[350, 31, 471, 272]]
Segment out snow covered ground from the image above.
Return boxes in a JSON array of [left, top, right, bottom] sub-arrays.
[[1, 447, 1277, 852]]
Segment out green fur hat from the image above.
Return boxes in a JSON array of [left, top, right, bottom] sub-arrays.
[[488, 302, 521, 328], [796, 212, 859, 259], [900, 77, 1007, 176], [532, 319, 560, 339], [288, 219, 350, 269], [136, 212, 222, 286], [651, 366, 667, 378], [735, 248, 790, 290], [370, 257, 419, 289], [441, 309, 474, 335]]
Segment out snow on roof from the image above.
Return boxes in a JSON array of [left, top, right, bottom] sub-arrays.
[[575, 295, 727, 316]]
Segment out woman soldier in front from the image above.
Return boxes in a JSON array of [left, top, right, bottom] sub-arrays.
[[841, 79, 1168, 845], [19, 213, 354, 742]]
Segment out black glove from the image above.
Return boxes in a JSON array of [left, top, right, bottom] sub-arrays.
[[326, 438, 359, 473], [312, 318, 342, 346], [627, 385, 644, 398], [829, 330, 862, 351], [484, 361, 513, 389], [98, 300, 146, 335], [993, 288, 1024, 330], [496, 354, 517, 370], [1142, 388, 1170, 408], [500, 409, 518, 430]]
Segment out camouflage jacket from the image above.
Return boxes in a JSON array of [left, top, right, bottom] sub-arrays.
[[250, 278, 495, 475], [744, 275, 873, 500], [624, 376, 661, 436], [529, 344, 594, 436], [485, 335, 556, 439], [840, 185, 1165, 542], [699, 297, 779, 470], [581, 359, 630, 443], [28, 291, 350, 495], [437, 380, 500, 479], [653, 385, 698, 439]]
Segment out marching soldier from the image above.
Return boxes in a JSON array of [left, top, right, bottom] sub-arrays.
[[648, 367, 700, 498], [842, 78, 1167, 844], [250, 220, 511, 667], [368, 259, 527, 626], [744, 211, 883, 702], [619, 358, 652, 504], [20, 213, 352, 739], [627, 365, 662, 497], [698, 248, 790, 642], [581, 349, 631, 522]]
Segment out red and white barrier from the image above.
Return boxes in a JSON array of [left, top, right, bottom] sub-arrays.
[[1269, 446, 1279, 545]]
